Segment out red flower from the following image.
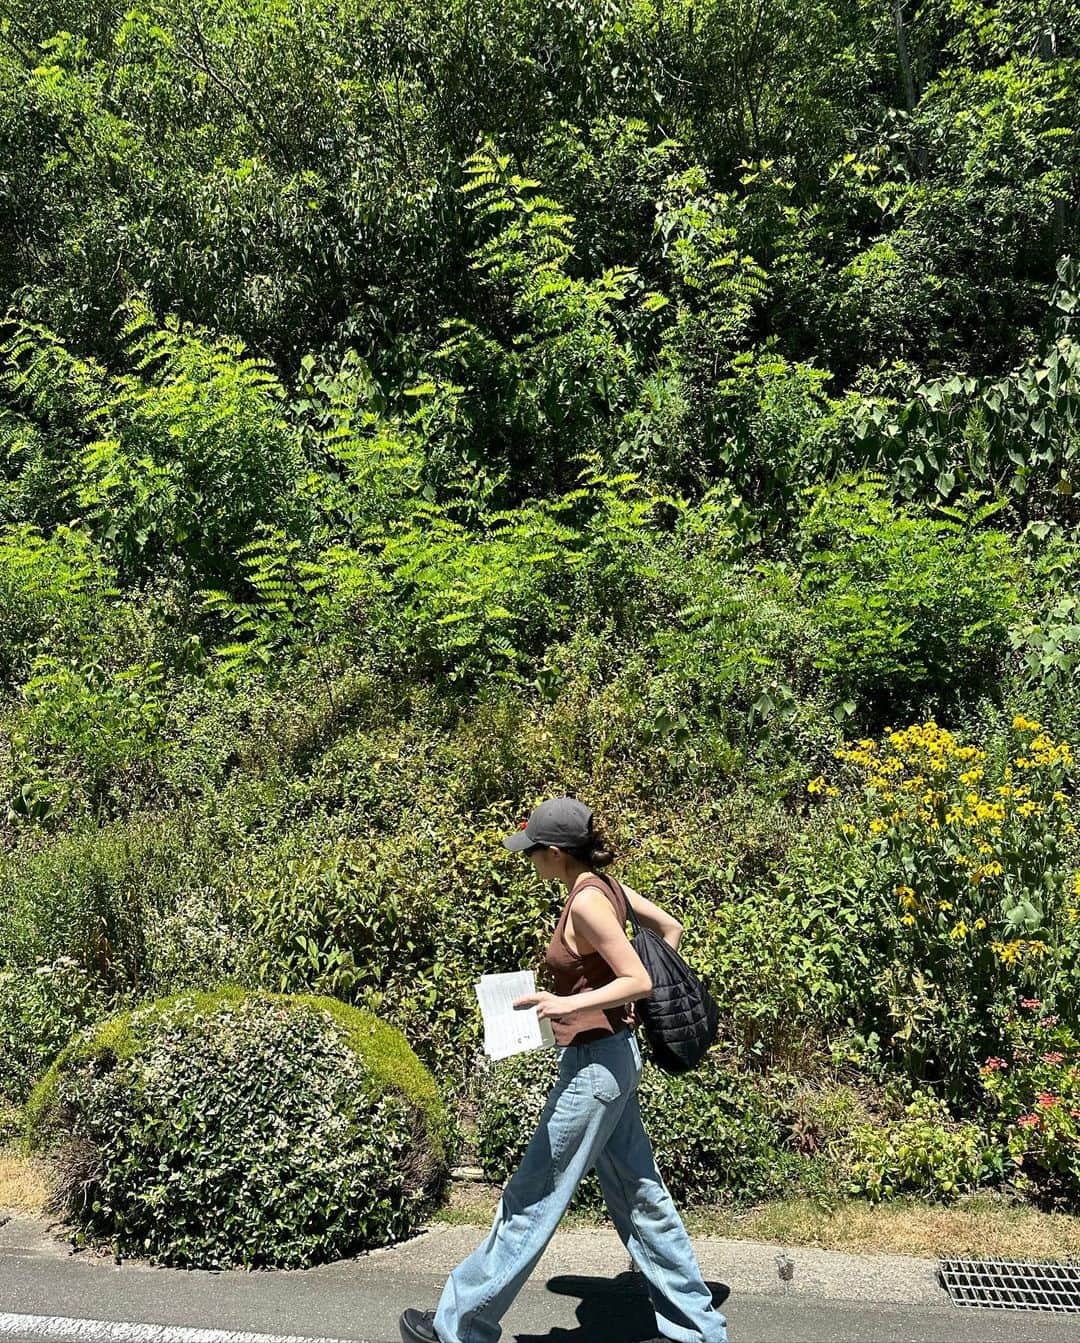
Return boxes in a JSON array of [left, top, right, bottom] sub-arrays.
[[1021, 998, 1042, 1009], [1036, 1092, 1058, 1109], [982, 1057, 1007, 1072], [1043, 1052, 1065, 1065], [1040, 1015, 1060, 1027], [1018, 1113, 1040, 1129]]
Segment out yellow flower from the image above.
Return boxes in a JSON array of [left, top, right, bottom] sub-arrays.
[[807, 776, 825, 794], [937, 900, 953, 911], [950, 921, 968, 940], [900, 914, 916, 927], [841, 822, 857, 837], [974, 917, 987, 930], [825, 786, 839, 797], [869, 818, 886, 835], [990, 938, 1048, 964]]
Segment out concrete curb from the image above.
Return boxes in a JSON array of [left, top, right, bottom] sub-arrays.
[[1, 1214, 947, 1308], [394, 1224, 947, 1307]]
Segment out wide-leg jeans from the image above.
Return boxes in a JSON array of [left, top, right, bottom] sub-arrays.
[[434, 1030, 729, 1343]]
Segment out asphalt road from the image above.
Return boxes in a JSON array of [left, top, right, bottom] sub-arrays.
[[2, 1216, 1079, 1343]]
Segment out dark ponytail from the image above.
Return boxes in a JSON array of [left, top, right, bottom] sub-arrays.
[[568, 816, 616, 869]]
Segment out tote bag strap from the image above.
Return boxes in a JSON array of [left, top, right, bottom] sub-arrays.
[[592, 870, 643, 938]]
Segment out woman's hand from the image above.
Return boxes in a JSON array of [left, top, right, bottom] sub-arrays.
[[513, 992, 574, 1021]]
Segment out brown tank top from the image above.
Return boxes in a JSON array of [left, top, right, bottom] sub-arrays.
[[544, 871, 638, 1046]]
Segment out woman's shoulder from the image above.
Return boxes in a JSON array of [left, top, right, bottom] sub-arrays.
[[573, 874, 633, 917]]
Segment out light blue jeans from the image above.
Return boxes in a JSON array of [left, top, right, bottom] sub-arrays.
[[434, 1031, 728, 1343]]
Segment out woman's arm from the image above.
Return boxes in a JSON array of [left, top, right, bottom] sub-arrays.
[[622, 881, 683, 950], [513, 888, 652, 1020]]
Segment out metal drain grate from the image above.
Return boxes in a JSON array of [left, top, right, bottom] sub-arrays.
[[940, 1258, 1080, 1312]]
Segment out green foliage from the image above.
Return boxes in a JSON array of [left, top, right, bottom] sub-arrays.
[[0, 0, 1079, 1223], [0, 812, 234, 989], [652, 557, 825, 764], [26, 990, 449, 1267], [0, 958, 103, 1106], [798, 479, 1022, 722], [850, 1091, 999, 1202], [1007, 530, 1080, 720], [8, 655, 167, 823], [2, 307, 302, 588], [852, 260, 1080, 511], [0, 524, 116, 689]]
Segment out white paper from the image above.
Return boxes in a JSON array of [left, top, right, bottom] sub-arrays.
[[475, 970, 556, 1060]]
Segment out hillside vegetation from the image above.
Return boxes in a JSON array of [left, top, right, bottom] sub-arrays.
[[0, 0, 1078, 1221]]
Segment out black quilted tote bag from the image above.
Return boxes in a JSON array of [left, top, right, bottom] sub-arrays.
[[600, 875, 720, 1074]]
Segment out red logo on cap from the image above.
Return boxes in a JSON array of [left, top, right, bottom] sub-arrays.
[[519, 820, 528, 829]]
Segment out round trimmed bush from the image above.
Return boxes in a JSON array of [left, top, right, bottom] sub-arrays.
[[476, 1048, 807, 1206], [26, 988, 450, 1268]]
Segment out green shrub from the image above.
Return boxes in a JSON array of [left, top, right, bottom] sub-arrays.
[[0, 523, 116, 690], [26, 989, 450, 1267], [0, 958, 104, 1106], [688, 885, 847, 1065], [0, 812, 232, 990], [476, 1049, 808, 1206], [651, 559, 829, 772], [9, 654, 167, 823], [798, 478, 1022, 722], [849, 1091, 998, 1201]]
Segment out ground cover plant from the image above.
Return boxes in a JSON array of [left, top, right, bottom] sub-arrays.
[[0, 0, 1078, 1258]]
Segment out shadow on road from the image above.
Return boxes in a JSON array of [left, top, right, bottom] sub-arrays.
[[515, 1270, 731, 1343]]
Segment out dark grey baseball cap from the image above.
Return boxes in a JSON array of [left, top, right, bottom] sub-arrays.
[[503, 797, 594, 851]]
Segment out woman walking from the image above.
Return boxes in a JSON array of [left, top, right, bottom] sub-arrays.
[[400, 796, 729, 1343]]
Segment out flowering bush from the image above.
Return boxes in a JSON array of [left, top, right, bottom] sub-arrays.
[[809, 714, 1076, 1095], [981, 998, 1080, 1204]]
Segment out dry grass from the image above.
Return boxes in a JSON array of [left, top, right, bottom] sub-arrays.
[[685, 1194, 1080, 1261], [0, 1148, 48, 1215], [436, 1182, 1080, 1261]]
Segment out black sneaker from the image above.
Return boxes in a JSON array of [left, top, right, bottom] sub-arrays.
[[399, 1308, 441, 1343]]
